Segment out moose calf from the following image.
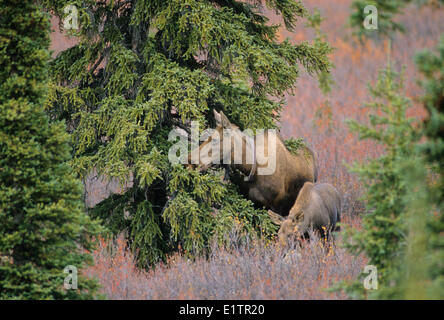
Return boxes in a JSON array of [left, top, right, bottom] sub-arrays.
[[268, 182, 341, 246]]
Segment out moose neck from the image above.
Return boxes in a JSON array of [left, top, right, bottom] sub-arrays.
[[231, 133, 256, 179]]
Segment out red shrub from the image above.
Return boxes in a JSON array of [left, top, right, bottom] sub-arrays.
[[86, 222, 367, 300]]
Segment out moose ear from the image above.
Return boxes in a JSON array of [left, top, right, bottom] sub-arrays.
[[213, 109, 222, 125], [268, 210, 285, 226], [219, 111, 232, 128], [290, 209, 304, 223], [213, 110, 232, 128]]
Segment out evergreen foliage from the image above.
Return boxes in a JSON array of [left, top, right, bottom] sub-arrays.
[[341, 37, 444, 299], [42, 0, 332, 267], [341, 63, 420, 298], [0, 0, 101, 299], [284, 137, 306, 155], [397, 34, 444, 299]]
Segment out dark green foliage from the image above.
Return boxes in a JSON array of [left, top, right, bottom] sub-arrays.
[[341, 37, 444, 299], [396, 35, 444, 299], [416, 38, 444, 298], [416, 35, 444, 170], [42, 0, 332, 267], [0, 0, 101, 299], [305, 7, 334, 94], [341, 64, 420, 298], [284, 137, 307, 155]]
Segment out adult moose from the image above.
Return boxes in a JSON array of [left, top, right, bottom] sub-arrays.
[[186, 110, 318, 216], [267, 182, 341, 246]]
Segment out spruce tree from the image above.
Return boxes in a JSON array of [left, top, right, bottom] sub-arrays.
[[42, 0, 332, 267], [397, 34, 444, 299], [341, 64, 421, 298], [341, 38, 444, 299], [0, 0, 100, 299]]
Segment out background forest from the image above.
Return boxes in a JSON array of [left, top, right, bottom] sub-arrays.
[[0, 0, 443, 299]]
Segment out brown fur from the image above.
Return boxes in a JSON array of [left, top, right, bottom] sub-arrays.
[[268, 182, 341, 246], [186, 110, 318, 216]]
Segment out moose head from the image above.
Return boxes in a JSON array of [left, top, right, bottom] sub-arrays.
[[268, 209, 305, 247], [186, 110, 256, 178]]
